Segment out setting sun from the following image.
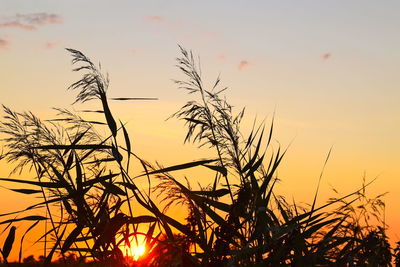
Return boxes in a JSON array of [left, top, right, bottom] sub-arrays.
[[132, 244, 146, 261]]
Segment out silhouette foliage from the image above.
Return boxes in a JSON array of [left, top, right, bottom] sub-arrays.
[[0, 47, 397, 266]]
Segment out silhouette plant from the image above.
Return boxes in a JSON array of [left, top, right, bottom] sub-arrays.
[[0, 47, 397, 266], [147, 47, 395, 266], [0, 49, 175, 265]]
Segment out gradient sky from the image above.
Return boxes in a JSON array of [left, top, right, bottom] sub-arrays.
[[1, 0, 400, 260]]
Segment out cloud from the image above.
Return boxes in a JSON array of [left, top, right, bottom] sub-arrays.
[[145, 16, 165, 23], [238, 60, 251, 71], [129, 49, 137, 55], [0, 39, 9, 51], [0, 13, 62, 31], [217, 55, 226, 61], [18, 13, 62, 25], [0, 21, 36, 30], [322, 53, 331, 61], [44, 41, 61, 49]]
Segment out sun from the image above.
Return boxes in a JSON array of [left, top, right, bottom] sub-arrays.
[[132, 244, 146, 260]]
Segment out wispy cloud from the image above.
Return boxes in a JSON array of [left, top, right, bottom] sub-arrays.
[[322, 53, 331, 61], [217, 55, 227, 61], [145, 16, 165, 23], [0, 13, 62, 31], [18, 13, 62, 25], [0, 39, 9, 51], [238, 60, 251, 71], [129, 49, 137, 55], [0, 21, 35, 30], [44, 41, 61, 49]]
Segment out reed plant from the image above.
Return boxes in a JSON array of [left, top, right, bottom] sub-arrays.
[[0, 47, 397, 266]]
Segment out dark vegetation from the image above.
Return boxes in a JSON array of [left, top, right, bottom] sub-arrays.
[[0, 47, 399, 266]]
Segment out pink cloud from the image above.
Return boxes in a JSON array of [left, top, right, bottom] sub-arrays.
[[0, 13, 62, 31], [322, 53, 331, 61], [44, 41, 61, 49], [238, 60, 251, 71], [217, 55, 226, 61], [0, 39, 10, 51], [129, 49, 137, 55], [0, 21, 36, 30], [145, 16, 165, 23]]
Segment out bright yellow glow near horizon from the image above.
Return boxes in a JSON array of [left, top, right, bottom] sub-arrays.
[[132, 244, 146, 261]]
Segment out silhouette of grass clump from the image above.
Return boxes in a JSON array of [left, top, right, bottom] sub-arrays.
[[0, 47, 397, 266]]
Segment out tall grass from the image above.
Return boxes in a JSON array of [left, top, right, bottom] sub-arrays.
[[0, 47, 397, 266]]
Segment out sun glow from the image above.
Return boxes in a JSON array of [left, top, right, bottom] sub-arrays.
[[132, 244, 146, 261]]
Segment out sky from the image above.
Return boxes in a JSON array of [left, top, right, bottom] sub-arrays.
[[1, 0, 400, 260]]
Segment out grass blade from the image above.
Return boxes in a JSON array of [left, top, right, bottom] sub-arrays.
[[0, 216, 47, 225], [136, 159, 217, 177], [2, 226, 16, 261]]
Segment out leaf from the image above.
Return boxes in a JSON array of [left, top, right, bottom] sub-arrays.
[[117, 182, 137, 192], [82, 173, 119, 187], [308, 147, 333, 224], [203, 164, 227, 176], [137, 159, 217, 177], [0, 216, 47, 225], [111, 144, 123, 162], [85, 157, 116, 164], [111, 97, 158, 101], [244, 153, 265, 180], [242, 128, 264, 173], [2, 226, 16, 261], [145, 223, 157, 250], [101, 182, 126, 196], [101, 95, 117, 137], [33, 144, 112, 150], [65, 150, 74, 169], [45, 225, 67, 264], [0, 178, 64, 188], [93, 213, 128, 250], [6, 188, 42, 194], [62, 198, 74, 215], [184, 118, 207, 125], [61, 225, 83, 253], [120, 121, 131, 167], [191, 188, 230, 198], [19, 220, 40, 263], [302, 218, 339, 239], [64, 128, 91, 156], [79, 109, 104, 113], [26, 195, 80, 211]]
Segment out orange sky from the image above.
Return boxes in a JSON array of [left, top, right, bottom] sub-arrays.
[[1, 0, 399, 261]]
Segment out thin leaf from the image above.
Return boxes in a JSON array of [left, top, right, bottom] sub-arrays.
[[101, 182, 126, 196], [191, 188, 230, 198], [101, 95, 117, 137], [19, 221, 40, 263], [137, 159, 217, 177], [33, 144, 112, 150], [6, 188, 42, 194], [2, 226, 16, 260], [0, 178, 64, 188], [61, 225, 83, 253], [111, 97, 158, 101], [0, 216, 47, 225], [82, 173, 119, 187], [203, 164, 227, 176]]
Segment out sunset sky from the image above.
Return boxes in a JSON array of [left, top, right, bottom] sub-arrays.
[[1, 0, 400, 260]]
